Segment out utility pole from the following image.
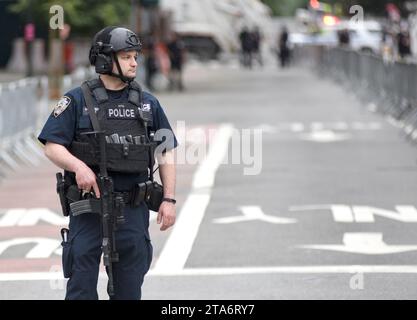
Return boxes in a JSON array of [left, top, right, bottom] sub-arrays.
[[48, 23, 62, 99], [130, 0, 139, 34]]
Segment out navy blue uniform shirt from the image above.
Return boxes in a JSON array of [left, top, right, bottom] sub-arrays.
[[38, 84, 178, 191]]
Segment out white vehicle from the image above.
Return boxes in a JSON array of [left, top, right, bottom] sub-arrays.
[[288, 30, 339, 48], [289, 19, 383, 54], [160, 0, 273, 59], [341, 20, 383, 54]]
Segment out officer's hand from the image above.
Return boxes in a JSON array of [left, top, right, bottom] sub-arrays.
[[74, 163, 100, 198], [157, 202, 176, 231]]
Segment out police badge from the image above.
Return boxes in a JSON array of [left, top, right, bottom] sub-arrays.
[[53, 96, 72, 117]]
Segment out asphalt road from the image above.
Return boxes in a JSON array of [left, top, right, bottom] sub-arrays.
[[1, 57, 417, 299]]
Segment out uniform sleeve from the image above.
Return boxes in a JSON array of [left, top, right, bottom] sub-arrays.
[[151, 98, 178, 153], [37, 94, 77, 147]]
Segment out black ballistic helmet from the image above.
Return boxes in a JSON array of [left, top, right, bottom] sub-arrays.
[[89, 26, 142, 82]]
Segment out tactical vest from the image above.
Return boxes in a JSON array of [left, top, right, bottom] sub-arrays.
[[69, 79, 155, 174]]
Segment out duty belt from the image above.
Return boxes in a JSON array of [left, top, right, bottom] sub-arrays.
[[69, 181, 154, 216]]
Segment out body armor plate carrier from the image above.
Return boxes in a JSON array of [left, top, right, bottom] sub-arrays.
[[69, 78, 155, 174]]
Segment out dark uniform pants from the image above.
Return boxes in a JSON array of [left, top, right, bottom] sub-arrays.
[[62, 203, 153, 300]]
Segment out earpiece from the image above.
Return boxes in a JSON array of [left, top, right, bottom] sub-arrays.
[[89, 42, 113, 74], [94, 54, 113, 74]]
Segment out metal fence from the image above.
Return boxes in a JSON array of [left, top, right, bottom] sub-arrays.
[[0, 67, 95, 180], [0, 77, 49, 174], [293, 45, 417, 145]]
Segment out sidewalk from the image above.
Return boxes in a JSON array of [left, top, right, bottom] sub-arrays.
[[0, 70, 26, 83]]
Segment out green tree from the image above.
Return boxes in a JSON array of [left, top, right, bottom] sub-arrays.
[[325, 0, 408, 16], [8, 0, 132, 36], [261, 0, 409, 17], [261, 0, 308, 16]]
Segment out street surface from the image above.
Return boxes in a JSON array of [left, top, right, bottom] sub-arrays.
[[1, 58, 417, 299]]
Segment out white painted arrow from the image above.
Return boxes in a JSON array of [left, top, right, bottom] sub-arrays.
[[0, 208, 68, 227], [300, 130, 351, 143], [213, 206, 297, 224], [288, 205, 417, 223], [298, 233, 417, 255], [0, 238, 61, 258]]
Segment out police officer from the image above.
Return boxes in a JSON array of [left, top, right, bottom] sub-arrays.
[[38, 26, 178, 300]]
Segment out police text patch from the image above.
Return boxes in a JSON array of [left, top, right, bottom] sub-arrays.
[[53, 96, 71, 117], [107, 105, 136, 119]]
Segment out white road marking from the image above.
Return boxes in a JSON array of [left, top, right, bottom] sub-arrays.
[[0, 209, 26, 227], [153, 124, 234, 274], [0, 208, 68, 227], [386, 116, 403, 128], [289, 205, 336, 211], [192, 124, 234, 189], [299, 130, 351, 143], [298, 233, 417, 255], [150, 265, 417, 276], [213, 206, 297, 224], [257, 122, 382, 133], [4, 265, 417, 280], [352, 205, 417, 223], [0, 238, 61, 258], [289, 204, 417, 223], [328, 205, 355, 222], [149, 212, 157, 222]]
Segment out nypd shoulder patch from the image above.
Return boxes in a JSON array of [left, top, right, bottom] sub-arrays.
[[53, 96, 72, 117]]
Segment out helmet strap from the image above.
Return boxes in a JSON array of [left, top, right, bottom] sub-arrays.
[[110, 52, 135, 83]]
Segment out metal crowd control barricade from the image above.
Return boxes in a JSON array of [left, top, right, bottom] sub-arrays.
[[0, 77, 48, 177], [401, 63, 417, 144], [0, 66, 95, 180], [292, 44, 417, 148]]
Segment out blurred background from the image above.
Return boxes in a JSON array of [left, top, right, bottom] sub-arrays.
[[2, 0, 417, 77], [1, 0, 417, 93], [1, 0, 417, 300]]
